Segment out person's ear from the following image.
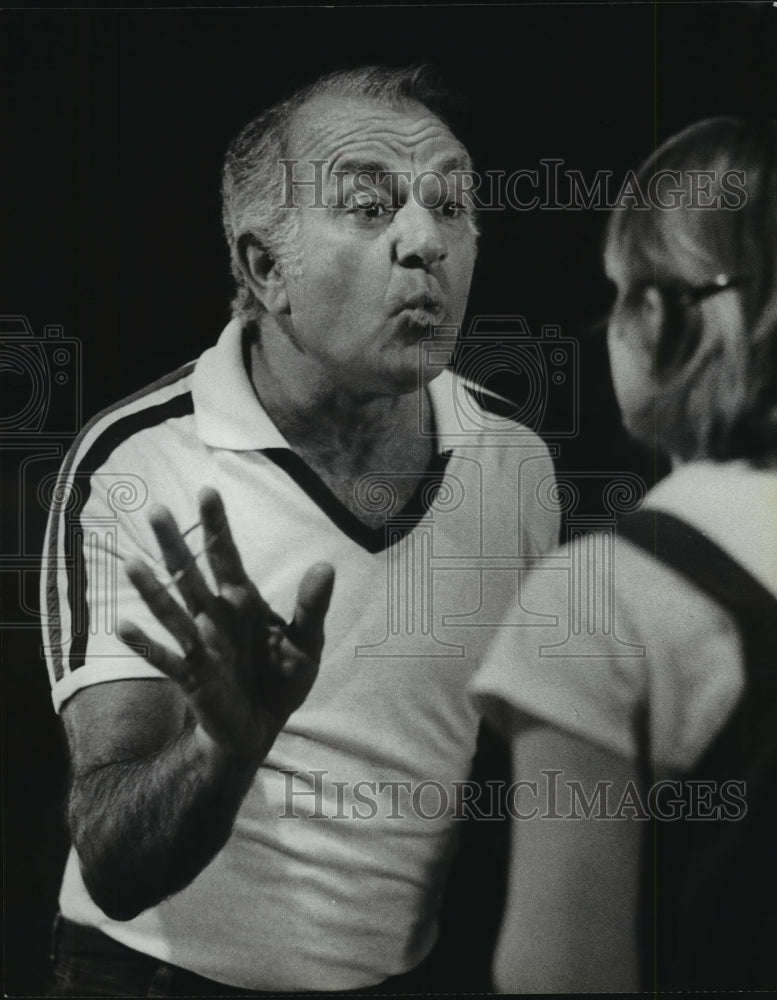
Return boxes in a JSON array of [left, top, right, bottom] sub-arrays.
[[238, 234, 290, 314], [637, 286, 666, 351], [609, 285, 666, 359]]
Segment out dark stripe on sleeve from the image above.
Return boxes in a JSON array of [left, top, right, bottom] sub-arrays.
[[46, 384, 194, 682]]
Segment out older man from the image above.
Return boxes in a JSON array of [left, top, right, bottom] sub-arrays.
[[42, 66, 558, 995]]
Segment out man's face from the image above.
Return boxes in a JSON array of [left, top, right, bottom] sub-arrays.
[[277, 95, 478, 395]]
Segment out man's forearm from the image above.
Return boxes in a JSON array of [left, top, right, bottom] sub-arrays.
[[68, 725, 261, 921]]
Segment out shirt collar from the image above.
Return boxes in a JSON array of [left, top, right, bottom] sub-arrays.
[[193, 317, 459, 455], [192, 319, 290, 450], [426, 366, 461, 454]]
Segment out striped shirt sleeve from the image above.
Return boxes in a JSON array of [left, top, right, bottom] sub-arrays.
[[40, 367, 195, 712]]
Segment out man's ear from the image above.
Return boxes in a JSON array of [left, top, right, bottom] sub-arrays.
[[238, 234, 290, 314]]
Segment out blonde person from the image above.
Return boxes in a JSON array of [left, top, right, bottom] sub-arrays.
[[471, 118, 777, 993]]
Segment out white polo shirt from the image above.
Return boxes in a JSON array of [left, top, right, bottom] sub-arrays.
[[42, 319, 559, 990]]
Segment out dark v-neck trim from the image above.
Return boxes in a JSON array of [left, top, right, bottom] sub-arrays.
[[242, 330, 452, 552], [261, 447, 453, 554]]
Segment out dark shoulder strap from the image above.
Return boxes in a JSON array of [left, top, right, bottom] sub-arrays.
[[618, 508, 777, 660], [625, 508, 777, 991]]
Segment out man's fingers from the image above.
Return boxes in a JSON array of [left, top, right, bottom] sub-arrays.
[[199, 489, 282, 624], [124, 558, 203, 661], [148, 504, 214, 614], [117, 620, 191, 686], [199, 488, 248, 588], [288, 563, 335, 657]]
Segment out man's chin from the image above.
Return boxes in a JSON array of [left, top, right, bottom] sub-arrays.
[[339, 339, 454, 398], [391, 358, 452, 396], [352, 362, 433, 398]]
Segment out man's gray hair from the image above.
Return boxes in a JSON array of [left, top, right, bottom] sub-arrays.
[[221, 65, 466, 326]]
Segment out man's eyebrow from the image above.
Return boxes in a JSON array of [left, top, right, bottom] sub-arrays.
[[436, 155, 473, 175], [328, 158, 392, 180]]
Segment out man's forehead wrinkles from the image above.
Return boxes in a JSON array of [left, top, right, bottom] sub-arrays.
[[291, 108, 460, 165], [330, 120, 455, 155]]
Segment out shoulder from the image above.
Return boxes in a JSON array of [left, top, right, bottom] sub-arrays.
[[57, 362, 196, 489], [469, 536, 646, 761], [443, 369, 553, 445], [437, 370, 557, 477], [437, 373, 560, 554], [43, 361, 198, 566], [469, 528, 709, 760]]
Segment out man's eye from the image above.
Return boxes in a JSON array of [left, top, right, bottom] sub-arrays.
[[348, 199, 392, 219], [364, 203, 391, 218]]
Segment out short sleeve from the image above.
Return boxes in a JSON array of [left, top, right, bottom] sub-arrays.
[[40, 450, 180, 713], [470, 534, 648, 762]]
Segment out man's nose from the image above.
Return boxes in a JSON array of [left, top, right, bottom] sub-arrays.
[[393, 201, 447, 269]]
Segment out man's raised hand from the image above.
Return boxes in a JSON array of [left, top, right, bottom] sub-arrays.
[[117, 487, 335, 761]]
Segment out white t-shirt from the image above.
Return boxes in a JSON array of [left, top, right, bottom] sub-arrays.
[[471, 460, 777, 774], [42, 319, 559, 990]]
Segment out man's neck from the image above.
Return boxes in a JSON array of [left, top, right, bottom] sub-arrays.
[[245, 331, 434, 478]]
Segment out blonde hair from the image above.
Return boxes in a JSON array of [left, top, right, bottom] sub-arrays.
[[605, 118, 777, 464]]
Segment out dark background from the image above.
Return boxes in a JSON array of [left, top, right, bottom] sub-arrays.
[[2, 3, 776, 994]]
